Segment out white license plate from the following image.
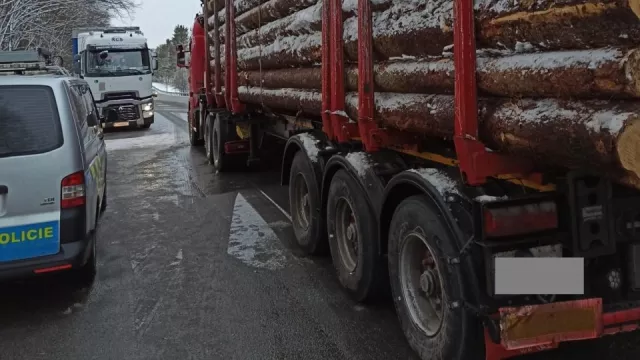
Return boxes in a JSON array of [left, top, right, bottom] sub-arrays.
[[494, 257, 584, 295], [113, 122, 129, 128]]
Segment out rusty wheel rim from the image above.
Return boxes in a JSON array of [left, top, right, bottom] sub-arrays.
[[335, 197, 358, 273], [399, 232, 444, 337], [293, 174, 310, 231]]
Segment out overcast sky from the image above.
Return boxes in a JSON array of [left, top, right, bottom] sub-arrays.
[[111, 1, 202, 49]]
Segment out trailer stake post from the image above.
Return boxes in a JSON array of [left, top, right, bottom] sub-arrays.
[[321, 0, 333, 140], [452, 0, 534, 185]]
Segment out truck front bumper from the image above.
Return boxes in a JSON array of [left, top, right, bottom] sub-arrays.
[[101, 115, 154, 129], [98, 99, 154, 128]]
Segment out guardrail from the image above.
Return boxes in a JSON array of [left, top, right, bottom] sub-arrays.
[[152, 86, 188, 97]]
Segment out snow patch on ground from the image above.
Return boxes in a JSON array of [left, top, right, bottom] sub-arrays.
[[153, 82, 182, 94], [105, 133, 177, 151], [227, 193, 287, 270], [409, 168, 461, 197], [345, 152, 372, 178]]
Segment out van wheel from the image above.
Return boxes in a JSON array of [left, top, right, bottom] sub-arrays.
[[388, 195, 482, 360], [100, 183, 107, 213], [73, 221, 98, 289], [289, 151, 326, 256], [326, 169, 383, 302]]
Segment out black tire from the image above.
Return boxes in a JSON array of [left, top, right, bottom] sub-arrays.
[[141, 124, 151, 129], [326, 169, 383, 302], [189, 106, 204, 146], [72, 217, 98, 289], [100, 182, 107, 213], [212, 112, 237, 172], [388, 195, 482, 360], [289, 151, 327, 256]]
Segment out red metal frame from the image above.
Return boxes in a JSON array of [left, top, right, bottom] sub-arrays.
[[224, 0, 232, 110], [321, 0, 333, 140], [225, 0, 244, 113], [202, 7, 216, 108], [452, 0, 535, 186], [212, 1, 225, 107], [356, 0, 386, 152], [328, 0, 357, 143]]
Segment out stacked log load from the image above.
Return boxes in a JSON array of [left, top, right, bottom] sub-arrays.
[[207, 0, 640, 189]]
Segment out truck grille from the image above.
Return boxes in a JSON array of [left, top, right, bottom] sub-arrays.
[[104, 105, 139, 122], [104, 92, 137, 101]]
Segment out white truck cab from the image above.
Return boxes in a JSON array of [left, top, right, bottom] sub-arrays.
[[72, 27, 158, 129]]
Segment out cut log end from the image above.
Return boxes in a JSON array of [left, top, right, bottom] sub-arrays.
[[617, 118, 640, 179], [631, 0, 640, 19]]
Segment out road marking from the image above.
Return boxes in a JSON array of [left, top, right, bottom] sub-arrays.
[[258, 189, 292, 222], [227, 193, 286, 270]]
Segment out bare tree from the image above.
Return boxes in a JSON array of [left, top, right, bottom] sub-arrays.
[[0, 0, 138, 59]]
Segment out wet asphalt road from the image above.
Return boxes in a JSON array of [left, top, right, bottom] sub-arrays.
[[1, 95, 640, 360]]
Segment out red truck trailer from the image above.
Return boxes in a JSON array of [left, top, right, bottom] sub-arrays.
[[178, 0, 640, 358]]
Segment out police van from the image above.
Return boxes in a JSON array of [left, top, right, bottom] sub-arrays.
[[0, 54, 107, 286]]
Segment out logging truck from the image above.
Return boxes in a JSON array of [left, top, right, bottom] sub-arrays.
[[177, 0, 640, 359]]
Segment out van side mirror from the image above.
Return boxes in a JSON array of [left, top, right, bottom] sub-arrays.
[[73, 54, 81, 75], [87, 114, 97, 127]]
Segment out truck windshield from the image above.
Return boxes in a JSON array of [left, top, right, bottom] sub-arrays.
[[85, 48, 150, 77]]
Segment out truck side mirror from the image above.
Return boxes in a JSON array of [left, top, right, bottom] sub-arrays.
[[177, 50, 187, 68], [73, 55, 81, 75], [152, 58, 158, 71]]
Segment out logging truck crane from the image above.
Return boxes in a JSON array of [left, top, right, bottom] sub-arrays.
[[177, 1, 640, 359]]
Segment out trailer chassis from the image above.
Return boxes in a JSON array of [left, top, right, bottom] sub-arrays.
[[186, 0, 640, 358]]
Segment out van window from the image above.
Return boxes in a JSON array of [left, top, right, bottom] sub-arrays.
[[0, 85, 63, 158], [69, 84, 89, 131]]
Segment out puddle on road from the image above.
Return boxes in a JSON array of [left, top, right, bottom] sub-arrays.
[[227, 193, 287, 270]]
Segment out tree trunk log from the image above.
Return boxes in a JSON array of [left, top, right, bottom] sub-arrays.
[[237, 86, 640, 187], [232, 0, 640, 68], [237, 48, 640, 99], [210, 0, 264, 27]]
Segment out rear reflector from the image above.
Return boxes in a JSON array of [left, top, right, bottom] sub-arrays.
[[224, 140, 250, 154], [61, 171, 85, 208], [34, 264, 72, 274], [484, 201, 558, 238]]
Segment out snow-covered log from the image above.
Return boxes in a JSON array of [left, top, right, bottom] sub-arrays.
[[237, 86, 640, 188], [229, 0, 640, 66], [237, 48, 640, 99]]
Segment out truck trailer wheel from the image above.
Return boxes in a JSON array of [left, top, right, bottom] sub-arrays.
[[289, 151, 326, 255], [388, 195, 482, 360], [189, 106, 204, 146], [212, 113, 237, 172], [327, 169, 383, 302], [204, 114, 215, 164]]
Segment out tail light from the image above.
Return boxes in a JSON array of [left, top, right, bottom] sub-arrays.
[[484, 201, 558, 238], [61, 171, 85, 208]]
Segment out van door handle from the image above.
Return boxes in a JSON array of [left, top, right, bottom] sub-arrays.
[[0, 185, 7, 195]]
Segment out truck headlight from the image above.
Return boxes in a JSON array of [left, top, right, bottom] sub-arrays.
[[142, 101, 153, 112]]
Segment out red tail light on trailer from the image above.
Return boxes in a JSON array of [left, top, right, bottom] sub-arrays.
[[61, 171, 85, 208], [483, 201, 558, 238]]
